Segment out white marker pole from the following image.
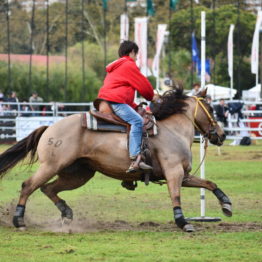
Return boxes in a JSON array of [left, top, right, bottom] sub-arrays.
[[200, 11, 206, 217]]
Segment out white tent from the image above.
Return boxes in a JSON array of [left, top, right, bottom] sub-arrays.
[[242, 84, 261, 101], [205, 84, 237, 100]]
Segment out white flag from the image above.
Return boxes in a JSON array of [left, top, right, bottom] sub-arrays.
[[134, 17, 148, 76], [251, 11, 262, 74], [227, 24, 234, 78], [152, 24, 167, 77], [120, 13, 129, 42]]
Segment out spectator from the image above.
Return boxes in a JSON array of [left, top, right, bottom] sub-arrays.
[[0, 97, 9, 116], [8, 91, 19, 113], [215, 98, 229, 127], [206, 94, 212, 106], [0, 89, 5, 101], [188, 82, 201, 96], [21, 100, 31, 117], [29, 91, 43, 116]]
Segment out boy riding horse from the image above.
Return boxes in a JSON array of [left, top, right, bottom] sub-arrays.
[[97, 40, 157, 173]]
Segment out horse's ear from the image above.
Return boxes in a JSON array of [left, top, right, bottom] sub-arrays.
[[198, 88, 207, 97]]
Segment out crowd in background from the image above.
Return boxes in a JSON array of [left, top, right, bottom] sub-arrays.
[[0, 90, 47, 116]]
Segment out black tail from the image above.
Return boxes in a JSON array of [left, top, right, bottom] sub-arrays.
[[0, 126, 48, 179]]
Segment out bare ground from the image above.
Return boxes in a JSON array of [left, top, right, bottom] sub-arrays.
[[0, 201, 261, 233]]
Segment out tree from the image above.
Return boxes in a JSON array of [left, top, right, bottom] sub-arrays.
[[168, 4, 256, 93]]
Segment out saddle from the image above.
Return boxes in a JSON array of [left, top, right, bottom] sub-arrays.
[[81, 99, 157, 136], [81, 99, 158, 189]]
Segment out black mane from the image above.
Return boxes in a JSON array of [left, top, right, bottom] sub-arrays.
[[151, 89, 189, 120]]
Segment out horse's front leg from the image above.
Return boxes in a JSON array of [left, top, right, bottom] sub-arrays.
[[165, 166, 195, 232], [182, 174, 232, 217]]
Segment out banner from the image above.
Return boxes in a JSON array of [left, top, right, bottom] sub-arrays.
[[102, 0, 108, 11], [16, 116, 63, 141], [134, 17, 148, 76], [120, 13, 129, 42], [170, 0, 178, 10], [251, 11, 262, 74], [152, 24, 167, 77], [147, 0, 155, 16], [192, 32, 200, 69], [227, 24, 234, 78]]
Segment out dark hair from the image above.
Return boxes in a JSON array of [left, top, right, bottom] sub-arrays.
[[193, 83, 200, 88], [118, 40, 139, 57]]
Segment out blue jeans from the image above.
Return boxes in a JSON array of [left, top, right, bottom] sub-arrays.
[[110, 103, 143, 158]]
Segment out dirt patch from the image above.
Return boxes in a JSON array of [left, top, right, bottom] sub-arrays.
[[1, 202, 261, 233]]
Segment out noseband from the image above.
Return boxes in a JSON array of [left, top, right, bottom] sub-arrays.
[[191, 96, 218, 139]]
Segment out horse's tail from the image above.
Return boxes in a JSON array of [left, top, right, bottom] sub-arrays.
[[0, 126, 48, 179]]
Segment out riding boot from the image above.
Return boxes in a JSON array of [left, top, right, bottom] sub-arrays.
[[126, 154, 152, 173]]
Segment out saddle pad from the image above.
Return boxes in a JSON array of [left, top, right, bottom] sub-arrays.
[[83, 112, 127, 133]]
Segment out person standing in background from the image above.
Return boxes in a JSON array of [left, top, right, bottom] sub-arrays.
[[29, 91, 43, 116]]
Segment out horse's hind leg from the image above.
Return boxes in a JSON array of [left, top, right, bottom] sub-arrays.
[[13, 164, 56, 229], [182, 174, 232, 217], [40, 169, 95, 224]]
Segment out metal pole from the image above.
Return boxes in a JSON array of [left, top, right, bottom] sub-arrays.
[[168, 5, 172, 76], [190, 0, 194, 88], [29, 0, 36, 96], [6, 0, 12, 93], [261, 0, 262, 99], [81, 0, 86, 100], [103, 3, 107, 72], [46, 0, 50, 101], [64, 0, 68, 101]]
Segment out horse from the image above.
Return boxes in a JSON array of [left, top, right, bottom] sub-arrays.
[[0, 88, 232, 232]]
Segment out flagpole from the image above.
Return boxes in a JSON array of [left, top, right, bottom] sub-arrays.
[[103, 1, 107, 72], [190, 0, 194, 88]]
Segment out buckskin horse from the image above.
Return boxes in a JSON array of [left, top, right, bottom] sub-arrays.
[[0, 89, 232, 232]]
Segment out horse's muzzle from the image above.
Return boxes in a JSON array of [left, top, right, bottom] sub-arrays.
[[209, 132, 226, 146]]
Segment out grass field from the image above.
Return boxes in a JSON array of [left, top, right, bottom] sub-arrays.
[[0, 142, 261, 262]]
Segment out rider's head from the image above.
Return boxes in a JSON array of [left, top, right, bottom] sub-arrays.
[[118, 40, 139, 59]]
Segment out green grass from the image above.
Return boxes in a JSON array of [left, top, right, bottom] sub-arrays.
[[0, 143, 261, 262]]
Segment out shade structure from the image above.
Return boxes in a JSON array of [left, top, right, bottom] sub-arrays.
[[242, 84, 261, 101], [205, 84, 237, 100]]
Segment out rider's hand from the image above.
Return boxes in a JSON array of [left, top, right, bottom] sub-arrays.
[[152, 94, 161, 103]]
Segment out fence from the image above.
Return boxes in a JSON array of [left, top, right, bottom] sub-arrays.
[[0, 101, 262, 142], [0, 101, 93, 142]]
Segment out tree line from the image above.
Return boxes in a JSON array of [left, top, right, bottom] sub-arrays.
[[0, 0, 256, 101]]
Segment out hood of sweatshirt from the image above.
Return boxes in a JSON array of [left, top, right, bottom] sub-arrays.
[[106, 56, 134, 73]]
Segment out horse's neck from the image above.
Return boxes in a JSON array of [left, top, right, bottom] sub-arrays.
[[159, 109, 195, 142]]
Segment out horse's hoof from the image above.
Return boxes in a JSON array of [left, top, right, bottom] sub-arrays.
[[61, 217, 73, 226], [222, 203, 232, 217], [183, 224, 195, 232], [17, 226, 26, 231]]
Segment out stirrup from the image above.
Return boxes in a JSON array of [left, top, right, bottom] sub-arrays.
[[139, 161, 152, 170]]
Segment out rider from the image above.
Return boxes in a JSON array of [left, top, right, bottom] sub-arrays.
[[97, 40, 156, 173]]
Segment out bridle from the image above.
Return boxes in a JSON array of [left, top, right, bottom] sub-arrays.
[[190, 96, 219, 139]]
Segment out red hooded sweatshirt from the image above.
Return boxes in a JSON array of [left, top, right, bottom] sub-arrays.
[[98, 56, 154, 109]]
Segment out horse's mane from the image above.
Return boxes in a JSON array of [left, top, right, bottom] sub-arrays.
[[151, 89, 189, 120]]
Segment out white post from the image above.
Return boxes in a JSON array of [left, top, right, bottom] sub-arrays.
[[200, 11, 206, 217], [228, 24, 235, 101]]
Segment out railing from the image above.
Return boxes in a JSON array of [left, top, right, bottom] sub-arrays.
[[0, 101, 262, 142]]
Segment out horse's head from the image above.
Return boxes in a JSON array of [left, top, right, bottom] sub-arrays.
[[192, 89, 226, 146]]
